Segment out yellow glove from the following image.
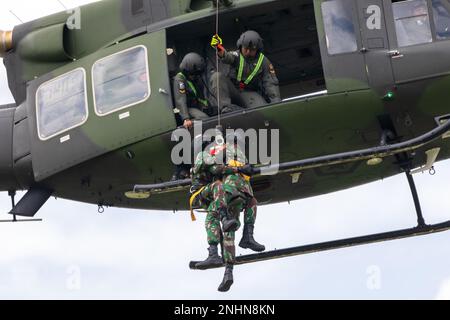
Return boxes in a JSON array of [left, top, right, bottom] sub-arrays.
[[210, 34, 223, 48]]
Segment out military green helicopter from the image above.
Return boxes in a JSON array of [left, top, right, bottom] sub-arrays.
[[1, 0, 450, 267]]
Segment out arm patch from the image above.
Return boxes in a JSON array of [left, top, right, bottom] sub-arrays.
[[179, 81, 186, 94]]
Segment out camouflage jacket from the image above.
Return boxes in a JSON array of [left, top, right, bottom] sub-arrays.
[[192, 143, 254, 197], [191, 150, 226, 191], [223, 143, 254, 197]]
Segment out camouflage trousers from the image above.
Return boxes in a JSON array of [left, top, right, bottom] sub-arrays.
[[205, 192, 258, 264], [201, 181, 226, 247]]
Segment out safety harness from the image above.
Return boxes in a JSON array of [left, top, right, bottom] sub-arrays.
[[178, 72, 209, 108], [189, 147, 250, 221], [237, 53, 265, 91], [189, 186, 205, 221]]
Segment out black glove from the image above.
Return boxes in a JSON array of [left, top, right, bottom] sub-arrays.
[[238, 164, 254, 176]]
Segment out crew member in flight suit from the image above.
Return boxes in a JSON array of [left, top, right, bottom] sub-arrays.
[[209, 30, 281, 111], [173, 52, 211, 130], [172, 52, 211, 181]]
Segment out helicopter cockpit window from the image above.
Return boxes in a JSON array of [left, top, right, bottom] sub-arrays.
[[36, 68, 88, 141], [321, 0, 358, 55], [431, 0, 450, 40], [92, 45, 150, 116], [393, 0, 432, 47]]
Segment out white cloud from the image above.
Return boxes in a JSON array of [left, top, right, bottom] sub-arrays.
[[435, 278, 450, 300], [1, 0, 450, 300]]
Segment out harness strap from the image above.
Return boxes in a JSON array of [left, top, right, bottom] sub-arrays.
[[237, 53, 265, 86], [189, 186, 206, 221], [178, 72, 209, 107]]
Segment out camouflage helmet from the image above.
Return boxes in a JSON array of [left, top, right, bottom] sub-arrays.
[[180, 52, 205, 75], [237, 30, 263, 51]]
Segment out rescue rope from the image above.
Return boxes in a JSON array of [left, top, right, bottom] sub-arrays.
[[215, 0, 221, 127]]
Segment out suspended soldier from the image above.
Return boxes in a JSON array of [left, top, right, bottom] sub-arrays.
[[214, 133, 265, 292], [193, 132, 265, 292], [224, 132, 265, 254], [190, 134, 240, 273], [209, 30, 281, 111]]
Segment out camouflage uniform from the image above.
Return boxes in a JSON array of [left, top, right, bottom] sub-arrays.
[[192, 143, 261, 264], [220, 143, 258, 264], [191, 149, 230, 246]]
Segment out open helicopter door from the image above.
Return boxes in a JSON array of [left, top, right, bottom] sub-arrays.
[[27, 29, 176, 182], [315, 0, 369, 93]]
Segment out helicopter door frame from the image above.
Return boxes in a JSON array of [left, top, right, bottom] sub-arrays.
[[356, 0, 396, 88], [383, 0, 450, 84], [315, 0, 369, 93], [27, 29, 176, 182]]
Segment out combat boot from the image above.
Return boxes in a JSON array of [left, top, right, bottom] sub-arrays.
[[218, 264, 234, 292], [239, 224, 265, 252], [222, 216, 238, 233], [195, 245, 224, 270], [218, 208, 238, 233]]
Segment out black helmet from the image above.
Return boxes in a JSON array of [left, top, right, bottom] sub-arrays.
[[180, 52, 205, 75], [237, 30, 263, 51]]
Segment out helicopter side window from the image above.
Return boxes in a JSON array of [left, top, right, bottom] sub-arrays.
[[36, 68, 88, 141], [393, 0, 433, 47], [321, 0, 358, 55], [92, 45, 150, 116], [431, 0, 450, 40]]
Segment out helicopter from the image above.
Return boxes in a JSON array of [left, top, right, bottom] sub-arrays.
[[1, 0, 450, 268]]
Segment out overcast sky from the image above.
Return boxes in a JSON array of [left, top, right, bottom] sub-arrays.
[[1, 0, 450, 300]]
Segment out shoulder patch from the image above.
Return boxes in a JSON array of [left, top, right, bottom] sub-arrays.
[[179, 81, 186, 94], [232, 51, 239, 57]]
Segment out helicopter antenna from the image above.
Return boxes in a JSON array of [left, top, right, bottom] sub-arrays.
[[215, 0, 221, 127], [9, 10, 24, 24], [57, 0, 68, 10]]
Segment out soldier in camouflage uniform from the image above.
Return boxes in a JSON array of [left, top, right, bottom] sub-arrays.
[[191, 139, 239, 272], [215, 137, 265, 292], [191, 132, 265, 292]]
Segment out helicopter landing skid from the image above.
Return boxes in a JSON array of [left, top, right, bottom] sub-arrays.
[[189, 220, 450, 270], [189, 164, 446, 270]]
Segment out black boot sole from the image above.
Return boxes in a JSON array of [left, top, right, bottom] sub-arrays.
[[239, 241, 266, 252], [218, 278, 234, 292], [195, 260, 224, 270]]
